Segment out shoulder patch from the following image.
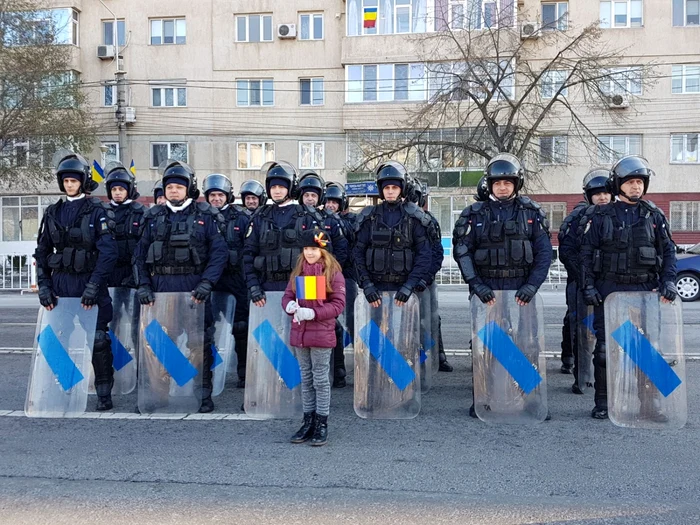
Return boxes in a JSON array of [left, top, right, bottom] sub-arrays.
[[245, 223, 253, 238]]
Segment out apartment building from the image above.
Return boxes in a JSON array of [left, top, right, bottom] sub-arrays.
[[1, 0, 699, 258]]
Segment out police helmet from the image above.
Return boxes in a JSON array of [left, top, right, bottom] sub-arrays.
[[375, 160, 408, 197], [484, 153, 524, 195], [607, 155, 654, 197], [405, 176, 426, 207], [323, 182, 348, 211], [202, 173, 234, 204], [53, 149, 96, 194], [159, 159, 199, 199], [239, 179, 267, 206], [105, 161, 139, 200], [475, 175, 489, 202], [582, 168, 610, 205], [153, 180, 164, 201], [262, 161, 298, 200], [297, 171, 326, 204]]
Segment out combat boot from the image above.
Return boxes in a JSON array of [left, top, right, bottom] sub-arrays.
[[439, 352, 453, 372], [291, 412, 316, 444], [591, 402, 608, 419], [95, 381, 113, 411], [333, 367, 346, 388], [310, 414, 328, 446], [639, 398, 669, 423], [199, 395, 215, 413], [560, 363, 574, 374]]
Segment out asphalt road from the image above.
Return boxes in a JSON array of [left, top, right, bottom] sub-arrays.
[[1, 289, 700, 524]]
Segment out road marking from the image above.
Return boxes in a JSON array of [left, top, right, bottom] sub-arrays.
[[0, 410, 267, 421], [0, 323, 35, 326]]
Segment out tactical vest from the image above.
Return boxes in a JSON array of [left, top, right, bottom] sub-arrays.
[[221, 205, 249, 272], [145, 203, 212, 275], [113, 202, 144, 266], [592, 202, 660, 284], [44, 198, 105, 274], [557, 202, 587, 245], [470, 198, 538, 279], [364, 205, 418, 284]]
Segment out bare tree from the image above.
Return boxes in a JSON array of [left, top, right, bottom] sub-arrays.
[[0, 0, 94, 187], [347, 6, 655, 191]]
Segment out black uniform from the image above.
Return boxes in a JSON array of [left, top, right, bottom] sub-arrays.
[[108, 200, 146, 288]]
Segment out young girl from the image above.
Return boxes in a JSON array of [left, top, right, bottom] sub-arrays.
[[282, 229, 346, 446]]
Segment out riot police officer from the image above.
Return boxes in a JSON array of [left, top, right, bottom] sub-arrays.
[[353, 161, 433, 308], [153, 181, 166, 206], [34, 151, 118, 411], [202, 173, 251, 388], [243, 161, 329, 304], [133, 161, 228, 413], [105, 163, 145, 288], [579, 155, 677, 419], [558, 169, 611, 392], [240, 179, 267, 212], [452, 153, 552, 418], [475, 175, 489, 202]]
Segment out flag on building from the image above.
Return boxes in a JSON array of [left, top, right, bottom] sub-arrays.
[[295, 276, 327, 301], [129, 159, 136, 176], [363, 7, 377, 29], [91, 160, 104, 183]]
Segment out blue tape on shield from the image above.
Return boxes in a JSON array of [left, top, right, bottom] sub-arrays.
[[420, 348, 427, 364], [38, 325, 85, 391], [144, 320, 198, 387], [253, 320, 301, 389], [477, 321, 542, 395], [343, 327, 353, 348], [210, 344, 223, 370], [423, 330, 435, 351], [582, 313, 595, 334], [359, 320, 416, 391], [108, 330, 133, 371], [611, 320, 682, 397]]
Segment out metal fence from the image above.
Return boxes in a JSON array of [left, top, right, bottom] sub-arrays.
[[1, 254, 35, 291]]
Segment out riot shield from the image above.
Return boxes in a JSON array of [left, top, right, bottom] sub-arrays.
[[210, 292, 236, 397], [428, 281, 441, 374], [471, 290, 547, 424], [108, 287, 138, 395], [605, 292, 686, 429], [138, 292, 204, 414], [418, 290, 434, 393], [244, 292, 302, 419], [576, 294, 595, 392], [25, 298, 97, 418], [354, 292, 421, 419]]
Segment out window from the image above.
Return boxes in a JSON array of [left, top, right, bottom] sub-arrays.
[[150, 18, 186, 45], [539, 136, 568, 164], [151, 142, 188, 168], [347, 63, 426, 103], [448, 0, 515, 30], [671, 133, 699, 163], [541, 202, 567, 232], [670, 201, 700, 231], [347, 0, 428, 36], [1, 196, 58, 242], [597, 134, 642, 164], [103, 142, 120, 163], [428, 61, 514, 101], [236, 14, 273, 42], [673, 0, 700, 26], [103, 83, 116, 107], [151, 87, 187, 107], [300, 78, 324, 105], [672, 64, 700, 94], [542, 2, 568, 30], [299, 142, 325, 169], [102, 20, 126, 46], [237, 142, 275, 170], [600, 1, 643, 28], [600, 67, 642, 96], [541, 70, 568, 99], [300, 13, 323, 40], [237, 80, 274, 107], [37, 70, 79, 108], [2, 8, 78, 46]]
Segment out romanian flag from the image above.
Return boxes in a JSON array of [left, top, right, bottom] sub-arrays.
[[296, 276, 327, 301], [363, 7, 377, 29], [91, 160, 104, 183], [129, 159, 136, 176]]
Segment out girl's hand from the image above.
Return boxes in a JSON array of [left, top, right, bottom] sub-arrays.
[[293, 307, 315, 323], [285, 300, 300, 314]]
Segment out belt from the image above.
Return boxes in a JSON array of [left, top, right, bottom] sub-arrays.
[[269, 271, 291, 281], [603, 272, 654, 284], [152, 265, 205, 276], [374, 274, 406, 284], [479, 268, 527, 278]]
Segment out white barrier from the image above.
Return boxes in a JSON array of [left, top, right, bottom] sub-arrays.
[[1, 254, 35, 291]]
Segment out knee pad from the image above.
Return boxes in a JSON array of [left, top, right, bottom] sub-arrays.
[[233, 321, 248, 337], [93, 330, 111, 353], [593, 344, 606, 367]]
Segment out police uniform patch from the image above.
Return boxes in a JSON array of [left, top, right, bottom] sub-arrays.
[[466, 225, 471, 235], [584, 222, 591, 234], [198, 220, 205, 225], [101, 222, 108, 231], [245, 224, 253, 238]]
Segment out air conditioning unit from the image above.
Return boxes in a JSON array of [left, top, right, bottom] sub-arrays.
[[277, 23, 297, 39], [125, 107, 136, 123], [520, 22, 540, 39], [97, 45, 115, 59], [607, 94, 630, 109]]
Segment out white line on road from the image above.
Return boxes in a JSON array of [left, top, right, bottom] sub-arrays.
[[0, 410, 268, 421]]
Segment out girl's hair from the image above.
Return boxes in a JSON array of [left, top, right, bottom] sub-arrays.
[[290, 249, 342, 294]]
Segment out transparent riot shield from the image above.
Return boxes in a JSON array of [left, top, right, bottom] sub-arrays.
[[108, 287, 138, 395], [210, 292, 236, 397], [138, 292, 204, 414], [605, 292, 686, 429], [471, 290, 547, 424], [576, 294, 595, 392], [418, 290, 434, 394], [354, 292, 421, 419], [25, 298, 97, 418], [244, 292, 302, 419], [429, 281, 441, 375]]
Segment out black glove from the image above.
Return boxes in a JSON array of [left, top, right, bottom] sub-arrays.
[[250, 285, 266, 304], [660, 281, 677, 302], [413, 279, 427, 293], [192, 279, 213, 302], [38, 286, 57, 308], [582, 285, 602, 307], [120, 274, 136, 288], [395, 285, 413, 304], [515, 284, 538, 304], [137, 284, 155, 305], [81, 282, 100, 307], [363, 283, 381, 304], [471, 283, 495, 304]]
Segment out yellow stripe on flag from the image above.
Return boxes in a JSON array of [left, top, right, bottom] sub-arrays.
[[305, 276, 317, 300]]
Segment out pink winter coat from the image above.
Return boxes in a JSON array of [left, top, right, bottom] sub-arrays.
[[281, 261, 346, 349]]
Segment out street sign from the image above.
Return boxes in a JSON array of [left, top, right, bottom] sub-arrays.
[[345, 182, 379, 195]]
